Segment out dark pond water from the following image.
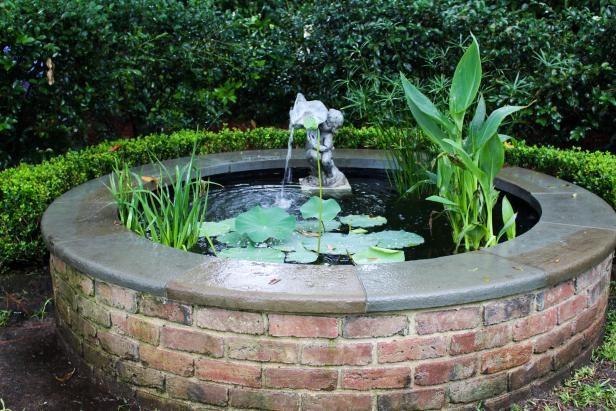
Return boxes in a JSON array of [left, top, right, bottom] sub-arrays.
[[191, 168, 539, 263]]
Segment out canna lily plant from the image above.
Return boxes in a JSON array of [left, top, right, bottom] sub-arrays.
[[400, 34, 524, 251]]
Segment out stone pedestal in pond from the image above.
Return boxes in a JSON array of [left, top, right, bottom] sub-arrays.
[[41, 150, 616, 410]]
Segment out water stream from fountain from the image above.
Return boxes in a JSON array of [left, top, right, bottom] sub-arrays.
[[275, 127, 294, 208]]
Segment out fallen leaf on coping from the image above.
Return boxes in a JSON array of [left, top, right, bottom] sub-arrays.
[[553, 258, 560, 263], [512, 266, 524, 271], [268, 278, 280, 285], [141, 175, 160, 183], [469, 267, 478, 272], [54, 368, 75, 383]]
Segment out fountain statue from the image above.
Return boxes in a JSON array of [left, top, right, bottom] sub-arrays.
[[288, 93, 351, 192]]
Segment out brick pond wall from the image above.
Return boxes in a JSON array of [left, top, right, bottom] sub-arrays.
[[51, 253, 613, 411]]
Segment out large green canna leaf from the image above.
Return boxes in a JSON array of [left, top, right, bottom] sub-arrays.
[[449, 35, 482, 118], [478, 134, 505, 184], [468, 95, 486, 152], [475, 105, 525, 152]]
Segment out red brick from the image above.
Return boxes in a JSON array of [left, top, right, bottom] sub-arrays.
[[558, 294, 587, 324], [116, 361, 164, 390], [480, 343, 532, 374], [110, 310, 128, 334], [55, 297, 72, 325], [484, 294, 532, 325], [228, 336, 298, 363], [268, 314, 338, 338], [127, 316, 159, 345], [540, 281, 574, 310], [574, 304, 599, 335], [342, 315, 407, 338], [230, 388, 299, 411], [450, 324, 511, 355], [513, 307, 557, 341], [301, 342, 372, 366], [71, 315, 97, 341], [78, 296, 111, 327], [415, 356, 476, 386], [416, 307, 481, 335], [95, 281, 139, 313], [195, 307, 263, 334], [342, 367, 411, 390], [303, 393, 372, 411], [97, 329, 138, 360], [140, 344, 194, 377], [166, 375, 228, 406], [377, 388, 445, 410], [509, 355, 552, 390], [576, 266, 602, 291], [65, 267, 94, 297], [449, 374, 507, 403], [264, 367, 337, 391], [196, 358, 261, 388], [140, 295, 192, 325], [160, 325, 223, 357], [584, 317, 605, 347], [378, 336, 446, 363], [553, 334, 585, 370], [588, 277, 609, 306], [83, 342, 114, 372], [534, 324, 573, 353]]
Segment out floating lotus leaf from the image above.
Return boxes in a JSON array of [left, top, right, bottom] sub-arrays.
[[272, 232, 305, 252], [352, 246, 405, 265], [217, 231, 249, 247], [369, 230, 425, 249], [339, 214, 387, 228], [300, 197, 341, 221], [285, 249, 319, 264], [199, 218, 235, 237], [302, 233, 377, 255], [349, 228, 368, 234], [235, 206, 296, 242], [296, 219, 341, 233], [219, 246, 285, 263]]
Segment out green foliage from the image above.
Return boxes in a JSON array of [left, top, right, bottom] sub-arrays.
[[0, 310, 11, 327], [30, 297, 52, 320], [401, 36, 523, 251], [594, 303, 616, 363], [556, 366, 616, 409], [109, 150, 213, 251]]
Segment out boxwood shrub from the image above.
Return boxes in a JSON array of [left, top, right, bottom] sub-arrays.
[[1, 127, 615, 272]]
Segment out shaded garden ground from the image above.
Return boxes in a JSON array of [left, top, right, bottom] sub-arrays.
[[0, 265, 614, 411]]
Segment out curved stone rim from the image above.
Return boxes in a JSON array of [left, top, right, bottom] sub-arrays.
[[41, 149, 616, 314]]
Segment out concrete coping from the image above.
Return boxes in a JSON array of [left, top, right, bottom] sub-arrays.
[[41, 149, 616, 314]]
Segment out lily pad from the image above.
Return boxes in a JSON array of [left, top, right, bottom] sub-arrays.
[[272, 232, 305, 252], [339, 214, 387, 228], [300, 197, 341, 221], [296, 219, 341, 233], [219, 246, 285, 263], [352, 246, 405, 265], [302, 233, 377, 255], [369, 230, 425, 249], [285, 249, 319, 264], [235, 206, 296, 242], [199, 218, 235, 237], [217, 231, 249, 247]]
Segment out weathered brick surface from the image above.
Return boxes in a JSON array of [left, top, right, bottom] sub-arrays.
[[484, 294, 532, 325], [343, 315, 407, 338], [196, 358, 262, 388], [140, 344, 194, 377], [160, 325, 223, 357], [166, 375, 228, 406], [377, 388, 445, 411], [230, 388, 299, 411], [480, 343, 533, 374], [95, 281, 139, 313], [513, 308, 557, 341], [378, 336, 447, 363], [228, 336, 298, 363], [342, 367, 412, 390], [268, 314, 338, 338], [558, 295, 587, 324], [301, 342, 372, 366], [50, 255, 611, 411], [303, 393, 372, 411], [126, 315, 160, 345], [416, 307, 481, 335], [449, 374, 508, 403], [195, 307, 263, 334], [141, 295, 192, 325], [450, 324, 511, 355], [415, 357, 476, 386], [264, 367, 337, 391]]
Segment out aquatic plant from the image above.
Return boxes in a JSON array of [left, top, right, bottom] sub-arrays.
[[400, 35, 522, 251]]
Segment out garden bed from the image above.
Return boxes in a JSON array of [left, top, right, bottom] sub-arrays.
[[42, 150, 616, 410]]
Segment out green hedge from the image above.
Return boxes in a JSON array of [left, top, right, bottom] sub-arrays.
[[1, 127, 615, 272], [0, 127, 382, 270]]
